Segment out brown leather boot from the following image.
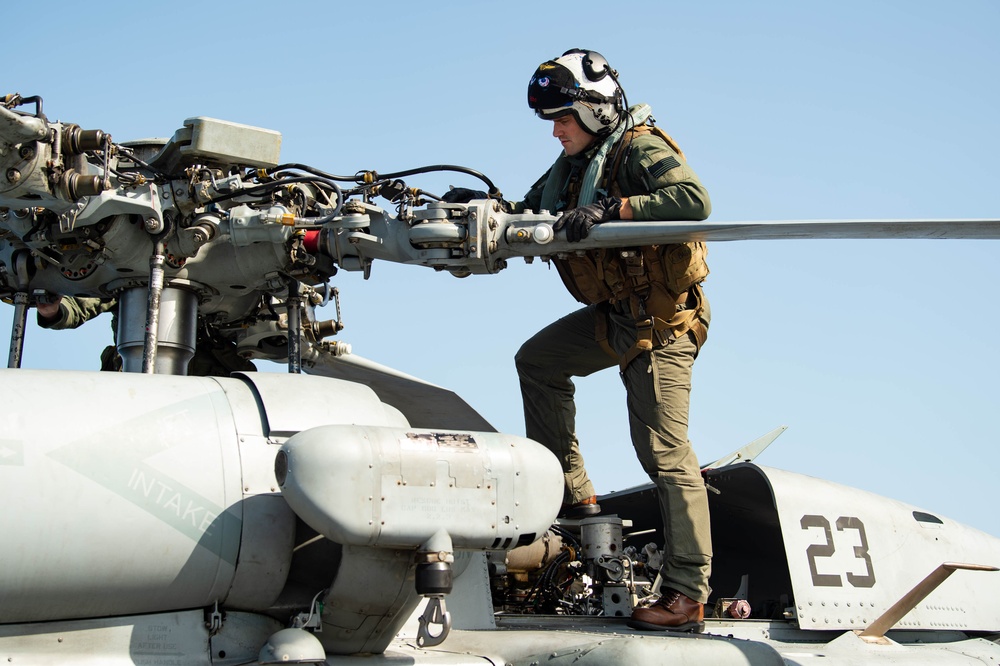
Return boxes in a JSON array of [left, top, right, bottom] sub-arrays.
[[628, 588, 705, 633], [558, 495, 601, 519]]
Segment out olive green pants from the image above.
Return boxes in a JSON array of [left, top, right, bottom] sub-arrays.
[[515, 302, 713, 603]]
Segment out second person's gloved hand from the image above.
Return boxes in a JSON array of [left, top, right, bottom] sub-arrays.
[[554, 196, 623, 242]]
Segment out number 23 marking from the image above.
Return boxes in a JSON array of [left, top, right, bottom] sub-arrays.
[[799, 515, 876, 588]]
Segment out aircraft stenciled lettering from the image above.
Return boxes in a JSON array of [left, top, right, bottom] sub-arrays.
[[45, 434, 240, 562], [800, 514, 876, 588], [800, 514, 841, 587], [132, 623, 183, 663], [835, 516, 876, 588], [127, 468, 220, 534]]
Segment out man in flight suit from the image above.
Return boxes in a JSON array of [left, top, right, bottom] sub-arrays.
[[446, 49, 713, 632]]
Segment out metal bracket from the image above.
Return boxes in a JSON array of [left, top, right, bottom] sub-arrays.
[[416, 596, 452, 648], [206, 601, 224, 636], [858, 562, 999, 642], [596, 555, 628, 582], [58, 201, 85, 233], [290, 588, 326, 632]]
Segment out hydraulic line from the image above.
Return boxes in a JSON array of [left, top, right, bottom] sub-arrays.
[[287, 279, 302, 374], [142, 239, 166, 374], [7, 292, 28, 369]]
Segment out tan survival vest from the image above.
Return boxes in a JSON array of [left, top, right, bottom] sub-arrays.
[[553, 125, 709, 370]]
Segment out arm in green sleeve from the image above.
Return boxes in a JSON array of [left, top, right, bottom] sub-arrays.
[[620, 135, 711, 221], [38, 296, 118, 330]]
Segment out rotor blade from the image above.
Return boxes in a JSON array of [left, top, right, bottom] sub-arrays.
[[702, 425, 788, 470], [500, 218, 1000, 258], [628, 218, 1000, 242]]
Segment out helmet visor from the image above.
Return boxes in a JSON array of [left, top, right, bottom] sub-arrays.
[[527, 61, 579, 112]]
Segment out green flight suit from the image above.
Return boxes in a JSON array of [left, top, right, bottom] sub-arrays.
[[513, 119, 714, 603]]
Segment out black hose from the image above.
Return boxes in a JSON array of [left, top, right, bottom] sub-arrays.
[[111, 146, 175, 180], [266, 163, 358, 181], [203, 175, 340, 205], [267, 162, 501, 198], [521, 550, 571, 611], [375, 164, 500, 196], [550, 524, 582, 551]]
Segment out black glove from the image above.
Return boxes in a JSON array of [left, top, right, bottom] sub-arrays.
[[442, 187, 488, 204], [553, 196, 622, 242]]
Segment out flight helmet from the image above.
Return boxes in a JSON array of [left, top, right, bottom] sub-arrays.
[[527, 49, 624, 136]]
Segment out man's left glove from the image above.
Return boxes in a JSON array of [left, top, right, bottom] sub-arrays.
[[442, 187, 513, 213], [442, 187, 488, 204], [554, 197, 622, 242]]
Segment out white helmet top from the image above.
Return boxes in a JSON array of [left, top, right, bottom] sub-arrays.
[[527, 49, 625, 136]]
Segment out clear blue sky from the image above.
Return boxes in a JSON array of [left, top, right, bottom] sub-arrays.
[[3, 0, 998, 536]]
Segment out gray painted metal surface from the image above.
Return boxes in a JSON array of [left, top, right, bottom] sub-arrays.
[[0, 369, 423, 626], [278, 424, 563, 549], [0, 610, 282, 665], [0, 370, 246, 622], [763, 464, 1000, 632], [302, 350, 496, 431]]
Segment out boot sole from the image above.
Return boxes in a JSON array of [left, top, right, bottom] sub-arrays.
[[558, 503, 602, 520], [626, 619, 705, 634]]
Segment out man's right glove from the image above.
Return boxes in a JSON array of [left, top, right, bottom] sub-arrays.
[[554, 196, 622, 242], [442, 187, 488, 204]]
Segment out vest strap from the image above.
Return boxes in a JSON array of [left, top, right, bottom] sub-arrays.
[[615, 286, 709, 373], [593, 303, 618, 360]]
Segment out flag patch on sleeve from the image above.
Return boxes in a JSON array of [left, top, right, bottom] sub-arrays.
[[647, 155, 682, 179]]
